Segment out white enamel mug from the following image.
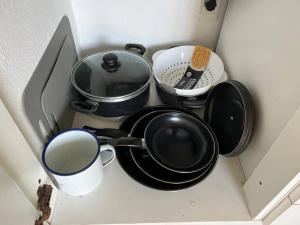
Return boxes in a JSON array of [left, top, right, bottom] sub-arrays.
[[42, 129, 115, 196]]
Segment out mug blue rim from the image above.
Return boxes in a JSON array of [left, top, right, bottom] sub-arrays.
[[42, 128, 101, 176]]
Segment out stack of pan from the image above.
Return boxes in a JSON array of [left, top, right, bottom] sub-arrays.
[[86, 80, 255, 190]]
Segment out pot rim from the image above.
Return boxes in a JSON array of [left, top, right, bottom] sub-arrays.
[[75, 82, 151, 103], [128, 110, 215, 184], [141, 112, 217, 173], [71, 49, 153, 103], [42, 128, 100, 176]]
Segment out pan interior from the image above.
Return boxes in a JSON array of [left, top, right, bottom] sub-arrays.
[[206, 84, 245, 155], [116, 105, 219, 190], [130, 111, 208, 183], [145, 113, 214, 170]]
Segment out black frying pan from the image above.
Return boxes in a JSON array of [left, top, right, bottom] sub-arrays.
[[204, 80, 255, 156], [129, 110, 213, 184], [102, 112, 216, 173], [85, 105, 219, 190]]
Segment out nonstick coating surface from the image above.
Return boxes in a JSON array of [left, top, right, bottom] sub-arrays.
[[130, 110, 211, 184], [204, 81, 254, 156], [144, 112, 215, 173], [117, 105, 218, 190]]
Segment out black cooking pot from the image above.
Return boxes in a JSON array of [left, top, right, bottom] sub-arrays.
[[156, 84, 208, 109], [70, 44, 153, 117]]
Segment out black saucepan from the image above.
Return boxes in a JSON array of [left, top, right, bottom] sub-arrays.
[[156, 84, 208, 109], [70, 43, 152, 117], [102, 112, 216, 173]]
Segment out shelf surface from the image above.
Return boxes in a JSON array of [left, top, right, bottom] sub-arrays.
[[52, 82, 251, 224]]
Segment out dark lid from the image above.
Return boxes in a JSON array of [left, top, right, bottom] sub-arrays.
[[204, 80, 255, 157], [71, 50, 152, 100]]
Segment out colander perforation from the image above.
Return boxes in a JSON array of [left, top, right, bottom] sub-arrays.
[[153, 46, 224, 96]]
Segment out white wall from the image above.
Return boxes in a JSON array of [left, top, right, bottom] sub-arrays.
[[71, 0, 228, 56], [270, 205, 300, 225], [0, 164, 38, 225], [0, 0, 79, 153], [0, 99, 48, 205], [0, 0, 79, 204], [216, 0, 300, 178]]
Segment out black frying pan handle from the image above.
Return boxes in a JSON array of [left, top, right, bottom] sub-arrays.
[[83, 126, 142, 148], [125, 43, 146, 55], [182, 98, 207, 109], [70, 100, 98, 114], [101, 137, 143, 148], [83, 126, 128, 138]]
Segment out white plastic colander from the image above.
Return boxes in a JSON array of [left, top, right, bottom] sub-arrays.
[[152, 46, 224, 97]]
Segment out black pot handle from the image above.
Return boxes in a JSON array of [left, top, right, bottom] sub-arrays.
[[125, 43, 146, 55], [182, 98, 207, 109], [70, 100, 98, 114]]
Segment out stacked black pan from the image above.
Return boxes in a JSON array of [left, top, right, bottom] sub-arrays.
[[85, 80, 255, 190]]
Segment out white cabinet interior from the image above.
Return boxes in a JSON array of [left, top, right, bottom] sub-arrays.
[[270, 205, 300, 225], [216, 0, 300, 219], [1, 0, 300, 224], [0, 164, 38, 225], [51, 83, 251, 224], [289, 184, 300, 205], [0, 99, 48, 205]]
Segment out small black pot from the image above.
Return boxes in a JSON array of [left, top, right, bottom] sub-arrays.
[[156, 84, 208, 109], [70, 43, 152, 117]]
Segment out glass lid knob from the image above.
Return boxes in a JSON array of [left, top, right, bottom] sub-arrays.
[[101, 53, 121, 73]]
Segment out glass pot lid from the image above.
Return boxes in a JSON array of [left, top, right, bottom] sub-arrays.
[[71, 50, 152, 100]]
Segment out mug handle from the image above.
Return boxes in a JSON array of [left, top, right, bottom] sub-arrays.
[[99, 144, 116, 167]]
